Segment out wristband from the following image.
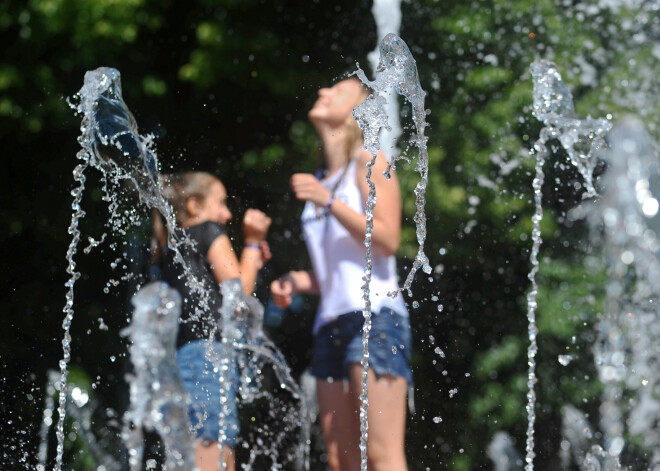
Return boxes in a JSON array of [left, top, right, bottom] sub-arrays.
[[244, 242, 261, 250]]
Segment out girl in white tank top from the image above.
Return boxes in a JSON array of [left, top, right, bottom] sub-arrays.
[[300, 158, 408, 334], [270, 77, 411, 471]]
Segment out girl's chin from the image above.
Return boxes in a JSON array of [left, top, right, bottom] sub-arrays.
[[308, 110, 325, 122]]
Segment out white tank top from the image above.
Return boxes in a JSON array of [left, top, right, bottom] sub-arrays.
[[301, 159, 408, 334]]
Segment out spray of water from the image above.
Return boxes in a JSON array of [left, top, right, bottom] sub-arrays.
[[352, 32, 429, 471]]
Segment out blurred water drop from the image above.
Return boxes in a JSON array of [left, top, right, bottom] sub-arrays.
[[558, 355, 574, 366]]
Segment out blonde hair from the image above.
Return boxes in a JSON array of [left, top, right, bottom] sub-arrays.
[[317, 78, 371, 168], [151, 171, 220, 263]]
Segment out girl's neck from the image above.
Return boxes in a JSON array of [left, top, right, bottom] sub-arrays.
[[317, 123, 349, 174], [181, 216, 207, 228]]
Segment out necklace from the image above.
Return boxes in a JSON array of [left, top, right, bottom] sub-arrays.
[[301, 161, 351, 225]]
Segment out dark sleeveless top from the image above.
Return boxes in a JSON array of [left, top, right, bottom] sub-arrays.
[[160, 221, 226, 348]]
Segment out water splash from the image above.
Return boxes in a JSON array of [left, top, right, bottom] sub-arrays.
[[59, 67, 308, 470], [530, 60, 612, 198], [220, 279, 310, 470], [526, 60, 613, 470], [355, 33, 431, 296], [121, 282, 196, 471], [352, 32, 428, 471]]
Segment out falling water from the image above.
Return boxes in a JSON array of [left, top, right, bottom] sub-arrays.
[[526, 60, 612, 470], [367, 0, 402, 159], [523, 128, 544, 471], [55, 66, 200, 471], [352, 32, 429, 470]]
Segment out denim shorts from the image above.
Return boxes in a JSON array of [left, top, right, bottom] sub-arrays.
[[311, 308, 413, 383], [176, 340, 240, 445]]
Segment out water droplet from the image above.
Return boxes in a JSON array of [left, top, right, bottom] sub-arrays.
[[558, 354, 574, 366], [432, 416, 442, 423]]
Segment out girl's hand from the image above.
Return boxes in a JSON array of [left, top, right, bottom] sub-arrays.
[[290, 173, 331, 207], [270, 274, 296, 308], [243, 209, 271, 243], [259, 240, 272, 265]]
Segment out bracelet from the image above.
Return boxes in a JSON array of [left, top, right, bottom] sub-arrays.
[[244, 242, 261, 250], [325, 195, 335, 212]]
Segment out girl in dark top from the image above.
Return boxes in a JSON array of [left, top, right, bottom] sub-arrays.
[[154, 171, 271, 471]]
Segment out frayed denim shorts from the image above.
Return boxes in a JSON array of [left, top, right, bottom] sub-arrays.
[[176, 340, 240, 445], [311, 308, 413, 384]]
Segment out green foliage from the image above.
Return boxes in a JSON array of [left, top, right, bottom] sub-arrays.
[[537, 256, 606, 339]]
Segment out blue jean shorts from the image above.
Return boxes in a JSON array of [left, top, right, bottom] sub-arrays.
[[176, 340, 240, 445], [311, 308, 413, 383]]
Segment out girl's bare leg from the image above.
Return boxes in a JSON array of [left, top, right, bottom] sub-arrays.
[[317, 378, 362, 471], [194, 441, 236, 471], [348, 365, 409, 471]]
